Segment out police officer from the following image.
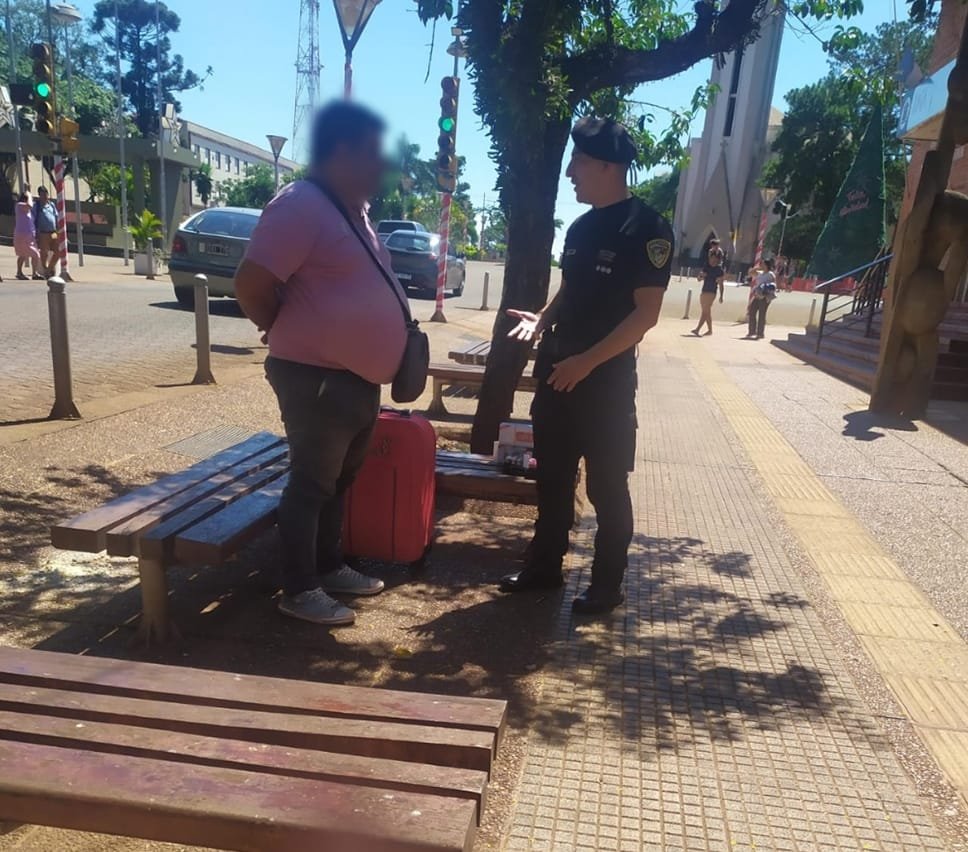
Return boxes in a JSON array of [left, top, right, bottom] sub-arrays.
[[500, 116, 673, 614]]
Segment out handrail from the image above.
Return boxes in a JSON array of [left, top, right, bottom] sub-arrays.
[[813, 253, 894, 293], [814, 252, 893, 353]]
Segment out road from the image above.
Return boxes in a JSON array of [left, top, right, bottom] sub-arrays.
[[0, 253, 815, 426], [0, 258, 498, 425]]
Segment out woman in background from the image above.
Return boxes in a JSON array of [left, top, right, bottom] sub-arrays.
[[14, 192, 42, 280]]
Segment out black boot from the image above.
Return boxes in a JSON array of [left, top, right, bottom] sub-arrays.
[[572, 586, 624, 614], [499, 568, 564, 594]]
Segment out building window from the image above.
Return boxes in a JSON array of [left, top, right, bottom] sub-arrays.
[[236, 159, 241, 174], [192, 143, 199, 156], [723, 49, 744, 137], [215, 151, 221, 169]]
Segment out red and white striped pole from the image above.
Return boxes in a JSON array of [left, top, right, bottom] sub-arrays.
[[431, 191, 452, 323], [752, 209, 767, 270], [53, 156, 73, 282]]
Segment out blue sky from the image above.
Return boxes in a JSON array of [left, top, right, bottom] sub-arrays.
[[71, 0, 903, 244]]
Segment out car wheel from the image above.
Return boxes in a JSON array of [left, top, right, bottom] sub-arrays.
[[174, 286, 195, 310], [452, 272, 465, 297]]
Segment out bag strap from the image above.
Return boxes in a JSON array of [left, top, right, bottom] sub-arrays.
[[305, 177, 414, 324]]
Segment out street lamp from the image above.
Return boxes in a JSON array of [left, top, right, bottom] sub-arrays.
[[331, 0, 382, 98], [776, 198, 792, 261], [51, 2, 84, 267], [266, 134, 287, 191]]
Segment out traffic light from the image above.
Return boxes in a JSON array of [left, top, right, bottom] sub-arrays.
[[59, 116, 80, 154], [435, 76, 459, 194], [31, 42, 55, 135]]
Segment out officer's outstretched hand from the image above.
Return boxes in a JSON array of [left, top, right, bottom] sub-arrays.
[[506, 309, 542, 342], [548, 354, 593, 392]]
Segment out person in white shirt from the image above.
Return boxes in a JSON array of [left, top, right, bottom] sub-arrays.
[[746, 259, 777, 339]]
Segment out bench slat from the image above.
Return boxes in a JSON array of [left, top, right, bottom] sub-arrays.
[[0, 739, 477, 852], [0, 682, 495, 772], [136, 459, 288, 562], [0, 647, 507, 744], [105, 444, 290, 558], [50, 432, 283, 553], [0, 709, 488, 820], [173, 474, 289, 565]]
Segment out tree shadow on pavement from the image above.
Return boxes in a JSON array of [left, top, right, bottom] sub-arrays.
[[842, 409, 918, 442]]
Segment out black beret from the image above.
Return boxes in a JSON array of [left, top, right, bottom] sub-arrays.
[[571, 116, 638, 165]]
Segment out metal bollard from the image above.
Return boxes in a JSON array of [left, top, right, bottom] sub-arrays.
[[682, 288, 692, 320], [480, 271, 490, 311], [191, 274, 216, 385], [46, 277, 81, 420], [807, 298, 817, 330]]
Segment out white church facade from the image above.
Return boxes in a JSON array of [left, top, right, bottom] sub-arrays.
[[672, 6, 785, 270]]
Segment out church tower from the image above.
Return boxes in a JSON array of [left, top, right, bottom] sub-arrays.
[[672, 6, 785, 268]]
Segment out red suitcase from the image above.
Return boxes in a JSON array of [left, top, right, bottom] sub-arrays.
[[342, 409, 436, 567]]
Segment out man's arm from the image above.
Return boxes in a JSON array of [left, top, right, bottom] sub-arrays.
[[234, 259, 281, 333], [547, 286, 664, 392]]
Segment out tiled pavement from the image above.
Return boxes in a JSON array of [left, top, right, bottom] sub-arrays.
[[504, 326, 961, 851]]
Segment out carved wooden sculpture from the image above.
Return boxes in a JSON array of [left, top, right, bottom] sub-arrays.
[[870, 19, 968, 417]]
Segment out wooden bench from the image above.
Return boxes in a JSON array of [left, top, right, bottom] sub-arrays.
[[51, 432, 291, 643], [0, 645, 506, 851], [436, 450, 537, 504], [447, 340, 537, 367], [428, 363, 538, 416]]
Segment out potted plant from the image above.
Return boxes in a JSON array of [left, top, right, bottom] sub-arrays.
[[128, 210, 164, 278]]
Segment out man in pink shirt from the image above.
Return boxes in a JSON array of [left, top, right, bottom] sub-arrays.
[[235, 102, 407, 627]]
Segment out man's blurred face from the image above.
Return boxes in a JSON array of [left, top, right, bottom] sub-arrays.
[[336, 129, 386, 200], [38, 189, 48, 201]]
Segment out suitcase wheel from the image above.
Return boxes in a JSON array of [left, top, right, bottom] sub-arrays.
[[410, 543, 432, 572]]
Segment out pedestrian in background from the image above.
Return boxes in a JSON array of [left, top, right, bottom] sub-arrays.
[[235, 101, 403, 627], [33, 187, 58, 278], [14, 193, 42, 280], [747, 258, 777, 339], [692, 238, 725, 336]]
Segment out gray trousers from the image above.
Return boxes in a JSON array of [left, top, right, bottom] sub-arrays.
[[748, 298, 770, 338], [265, 357, 380, 596]]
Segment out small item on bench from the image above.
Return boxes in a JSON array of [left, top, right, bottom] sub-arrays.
[[502, 450, 538, 480], [493, 421, 534, 463]]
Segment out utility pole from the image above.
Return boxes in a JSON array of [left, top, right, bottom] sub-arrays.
[[5, 0, 26, 193], [155, 0, 168, 248], [115, 0, 130, 265], [52, 2, 84, 267]]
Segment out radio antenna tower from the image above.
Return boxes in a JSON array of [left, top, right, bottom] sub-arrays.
[[292, 0, 321, 156]]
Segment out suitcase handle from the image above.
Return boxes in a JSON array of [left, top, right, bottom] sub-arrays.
[[380, 406, 412, 417]]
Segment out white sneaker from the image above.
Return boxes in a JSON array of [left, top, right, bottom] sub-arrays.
[[278, 588, 355, 625], [321, 564, 385, 596]]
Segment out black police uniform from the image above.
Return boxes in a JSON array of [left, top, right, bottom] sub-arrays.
[[527, 197, 673, 600]]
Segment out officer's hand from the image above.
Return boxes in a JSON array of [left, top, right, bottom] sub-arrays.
[[548, 354, 593, 392], [507, 309, 542, 342]]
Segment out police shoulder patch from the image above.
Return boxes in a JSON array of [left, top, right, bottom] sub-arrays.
[[647, 238, 672, 269]]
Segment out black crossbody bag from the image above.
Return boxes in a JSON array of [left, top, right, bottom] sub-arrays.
[[307, 178, 429, 403]]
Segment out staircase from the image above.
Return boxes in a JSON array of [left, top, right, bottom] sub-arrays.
[[773, 255, 968, 402]]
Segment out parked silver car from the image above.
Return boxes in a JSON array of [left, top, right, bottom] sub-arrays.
[[168, 207, 261, 309]]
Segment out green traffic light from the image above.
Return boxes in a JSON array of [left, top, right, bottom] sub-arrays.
[[35, 81, 51, 98], [438, 116, 455, 133]]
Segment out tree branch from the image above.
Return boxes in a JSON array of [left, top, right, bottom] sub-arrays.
[[564, 0, 765, 103]]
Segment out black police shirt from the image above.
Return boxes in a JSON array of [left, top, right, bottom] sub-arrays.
[[554, 196, 673, 372]]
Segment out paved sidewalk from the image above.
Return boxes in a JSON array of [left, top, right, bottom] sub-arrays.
[[504, 322, 967, 850]]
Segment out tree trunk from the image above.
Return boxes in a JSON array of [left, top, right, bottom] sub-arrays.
[[469, 116, 571, 453]]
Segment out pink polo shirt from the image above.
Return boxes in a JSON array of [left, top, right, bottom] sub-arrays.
[[244, 180, 407, 385]]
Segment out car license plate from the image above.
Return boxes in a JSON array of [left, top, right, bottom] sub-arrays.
[[397, 272, 412, 280], [198, 241, 230, 257]]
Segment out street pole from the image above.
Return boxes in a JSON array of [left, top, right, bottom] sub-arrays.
[[115, 0, 129, 265], [344, 48, 352, 98], [155, 0, 168, 249], [54, 4, 85, 267], [5, 0, 26, 193]]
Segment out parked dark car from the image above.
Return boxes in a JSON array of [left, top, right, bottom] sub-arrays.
[[376, 219, 428, 241], [385, 230, 465, 296], [168, 206, 261, 309]]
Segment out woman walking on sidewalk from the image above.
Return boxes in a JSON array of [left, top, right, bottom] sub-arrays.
[[692, 239, 725, 336], [13, 193, 42, 280]]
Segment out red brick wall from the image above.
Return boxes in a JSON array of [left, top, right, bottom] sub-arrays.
[[900, 0, 968, 219]]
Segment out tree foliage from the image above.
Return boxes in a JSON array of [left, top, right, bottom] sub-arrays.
[[222, 164, 276, 209], [632, 168, 680, 221], [193, 163, 213, 207], [761, 14, 937, 240], [91, 0, 211, 138]]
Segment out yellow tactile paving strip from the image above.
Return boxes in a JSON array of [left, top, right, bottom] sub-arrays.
[[687, 344, 968, 806]]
